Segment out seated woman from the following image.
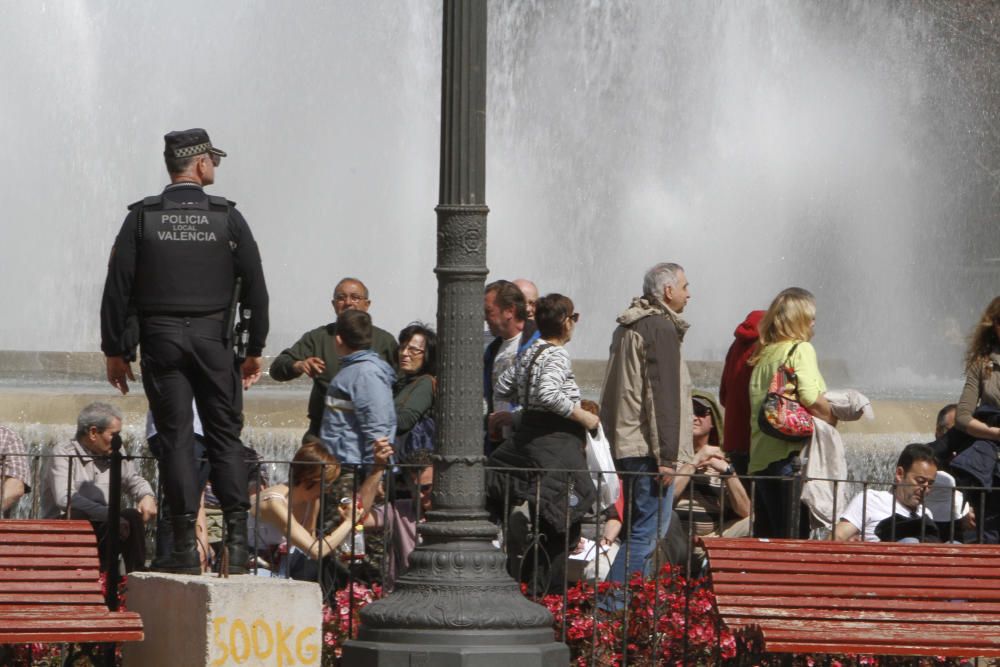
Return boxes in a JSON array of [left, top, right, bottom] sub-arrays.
[[247, 438, 392, 593], [488, 293, 598, 594], [394, 323, 437, 462], [671, 392, 751, 541]]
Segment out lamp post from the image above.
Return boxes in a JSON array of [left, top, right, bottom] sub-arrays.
[[342, 1, 568, 664]]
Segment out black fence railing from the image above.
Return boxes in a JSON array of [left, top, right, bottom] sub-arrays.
[[0, 447, 992, 663]]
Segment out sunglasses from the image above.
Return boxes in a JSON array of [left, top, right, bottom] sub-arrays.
[[418, 483, 433, 493], [693, 404, 711, 418]]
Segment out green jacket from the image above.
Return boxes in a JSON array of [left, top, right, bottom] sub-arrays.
[[269, 322, 398, 435], [394, 373, 435, 437]]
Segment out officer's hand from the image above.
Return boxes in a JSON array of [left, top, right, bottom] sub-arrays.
[[137, 495, 158, 523], [106, 356, 135, 395], [241, 356, 263, 390], [293, 357, 326, 378]]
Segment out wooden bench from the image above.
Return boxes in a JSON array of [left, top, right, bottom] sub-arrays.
[[0, 519, 143, 645], [700, 537, 1000, 658]]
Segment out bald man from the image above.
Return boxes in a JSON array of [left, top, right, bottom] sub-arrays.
[[270, 277, 398, 438], [513, 279, 539, 320]]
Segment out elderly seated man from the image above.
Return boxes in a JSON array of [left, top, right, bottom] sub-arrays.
[[41, 402, 157, 572], [834, 443, 939, 542]]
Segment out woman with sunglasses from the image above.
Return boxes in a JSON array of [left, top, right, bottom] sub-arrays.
[[246, 438, 392, 586], [489, 293, 598, 593], [672, 392, 750, 542], [393, 323, 437, 462], [953, 296, 1000, 542]]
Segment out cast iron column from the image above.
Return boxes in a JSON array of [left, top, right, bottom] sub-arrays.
[[342, 1, 568, 664]]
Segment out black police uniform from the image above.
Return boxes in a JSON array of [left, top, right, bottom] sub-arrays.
[[101, 181, 269, 524]]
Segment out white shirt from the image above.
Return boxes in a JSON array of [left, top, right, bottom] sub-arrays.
[[839, 489, 934, 542]]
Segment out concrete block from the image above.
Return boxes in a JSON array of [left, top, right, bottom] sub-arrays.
[[123, 573, 322, 667]]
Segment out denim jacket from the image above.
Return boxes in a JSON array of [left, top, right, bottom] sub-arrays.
[[320, 350, 397, 466]]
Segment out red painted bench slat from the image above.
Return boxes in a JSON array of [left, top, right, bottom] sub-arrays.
[[0, 630, 145, 643], [0, 570, 99, 582], [713, 594, 1000, 614], [0, 593, 107, 605], [0, 519, 143, 645], [0, 545, 100, 557], [0, 533, 97, 546], [701, 537, 1000, 658], [0, 556, 101, 569]]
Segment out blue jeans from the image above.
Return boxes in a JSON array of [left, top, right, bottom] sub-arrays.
[[607, 457, 676, 585]]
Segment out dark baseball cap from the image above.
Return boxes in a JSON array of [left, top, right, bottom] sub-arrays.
[[163, 128, 227, 159]]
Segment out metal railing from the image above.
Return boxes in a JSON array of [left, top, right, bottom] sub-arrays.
[[1, 446, 995, 664]]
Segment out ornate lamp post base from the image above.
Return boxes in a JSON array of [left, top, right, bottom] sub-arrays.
[[344, 516, 568, 665]]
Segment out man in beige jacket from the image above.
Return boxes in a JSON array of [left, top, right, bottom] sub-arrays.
[[600, 262, 693, 586]]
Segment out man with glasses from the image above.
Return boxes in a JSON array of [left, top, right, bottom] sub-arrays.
[[834, 443, 940, 542], [100, 129, 270, 574], [270, 277, 398, 440]]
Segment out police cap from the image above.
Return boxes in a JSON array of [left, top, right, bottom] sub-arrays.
[[163, 128, 228, 159]]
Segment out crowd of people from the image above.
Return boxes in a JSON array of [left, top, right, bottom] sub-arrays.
[[3, 129, 999, 603], [1, 269, 997, 601]]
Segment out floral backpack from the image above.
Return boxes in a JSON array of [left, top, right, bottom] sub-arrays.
[[757, 343, 815, 442]]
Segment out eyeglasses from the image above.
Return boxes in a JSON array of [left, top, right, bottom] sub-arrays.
[[401, 345, 425, 357], [693, 404, 711, 418], [334, 292, 368, 304], [418, 483, 433, 493]]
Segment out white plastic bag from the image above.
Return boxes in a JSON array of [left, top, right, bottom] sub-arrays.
[[585, 424, 620, 510]]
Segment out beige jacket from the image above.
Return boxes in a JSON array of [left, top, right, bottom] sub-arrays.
[[41, 439, 155, 522], [600, 297, 693, 466]]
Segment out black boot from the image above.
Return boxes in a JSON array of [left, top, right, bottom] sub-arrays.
[[151, 513, 201, 575], [223, 510, 249, 575]]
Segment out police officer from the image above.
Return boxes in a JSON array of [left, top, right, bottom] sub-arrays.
[[100, 129, 269, 574]]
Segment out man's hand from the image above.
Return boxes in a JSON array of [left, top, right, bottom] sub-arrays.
[[137, 495, 158, 523], [962, 506, 977, 532], [240, 356, 263, 390], [372, 438, 394, 467], [106, 356, 135, 395], [292, 356, 326, 379], [487, 411, 514, 441], [658, 465, 676, 486]]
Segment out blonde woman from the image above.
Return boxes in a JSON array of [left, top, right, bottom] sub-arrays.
[[748, 287, 835, 538]]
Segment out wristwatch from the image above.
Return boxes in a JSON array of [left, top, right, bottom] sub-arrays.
[[723, 465, 735, 477]]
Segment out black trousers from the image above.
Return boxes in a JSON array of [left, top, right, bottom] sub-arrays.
[[149, 434, 212, 560], [71, 507, 146, 573], [140, 315, 249, 517]]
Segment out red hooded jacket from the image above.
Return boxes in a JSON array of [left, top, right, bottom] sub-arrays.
[[719, 310, 765, 455]]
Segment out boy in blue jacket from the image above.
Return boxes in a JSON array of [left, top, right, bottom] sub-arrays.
[[320, 309, 397, 467]]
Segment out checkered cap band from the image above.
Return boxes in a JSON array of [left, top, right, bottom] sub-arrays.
[[173, 142, 212, 158]]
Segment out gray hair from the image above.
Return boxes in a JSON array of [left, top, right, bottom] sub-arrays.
[[75, 402, 123, 440], [642, 262, 684, 304], [333, 277, 369, 300]]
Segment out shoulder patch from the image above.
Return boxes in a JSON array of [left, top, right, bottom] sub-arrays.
[[207, 194, 236, 207], [127, 194, 162, 211]]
